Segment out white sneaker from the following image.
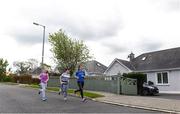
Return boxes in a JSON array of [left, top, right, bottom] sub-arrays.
[[64, 97, 67, 101], [42, 98, 47, 101], [82, 98, 86, 102]]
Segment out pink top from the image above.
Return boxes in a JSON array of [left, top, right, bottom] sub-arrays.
[[40, 73, 49, 84]]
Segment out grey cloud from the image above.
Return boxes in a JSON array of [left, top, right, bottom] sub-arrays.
[[102, 42, 128, 54], [139, 39, 163, 52], [65, 20, 122, 41], [44, 13, 123, 41], [13, 34, 42, 45], [152, 0, 180, 11], [8, 26, 48, 45], [16, 2, 123, 43], [168, 0, 180, 11]]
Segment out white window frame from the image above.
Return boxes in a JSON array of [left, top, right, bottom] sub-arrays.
[[156, 71, 169, 85]]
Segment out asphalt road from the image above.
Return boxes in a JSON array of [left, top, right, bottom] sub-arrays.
[[0, 84, 160, 113]]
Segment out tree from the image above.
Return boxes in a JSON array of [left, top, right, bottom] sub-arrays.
[[0, 58, 8, 80], [13, 61, 31, 75], [42, 63, 51, 71], [49, 29, 92, 75], [27, 58, 38, 70]]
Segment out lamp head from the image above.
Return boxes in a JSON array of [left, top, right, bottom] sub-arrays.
[[33, 22, 39, 26]]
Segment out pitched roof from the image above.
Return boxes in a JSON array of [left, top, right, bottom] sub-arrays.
[[104, 58, 133, 74], [131, 47, 180, 71], [110, 47, 180, 72], [84, 60, 107, 74], [117, 59, 136, 70]]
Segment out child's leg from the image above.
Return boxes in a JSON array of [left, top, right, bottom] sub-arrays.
[[59, 84, 62, 94], [61, 84, 65, 96], [39, 83, 43, 94], [79, 82, 84, 99], [63, 84, 68, 98], [41, 83, 47, 100], [74, 82, 81, 93]]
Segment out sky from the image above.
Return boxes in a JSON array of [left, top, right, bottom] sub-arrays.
[[0, 0, 180, 69]]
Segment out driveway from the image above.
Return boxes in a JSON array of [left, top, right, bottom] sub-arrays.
[[0, 84, 159, 113]]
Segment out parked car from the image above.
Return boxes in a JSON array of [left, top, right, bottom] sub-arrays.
[[142, 81, 159, 96]]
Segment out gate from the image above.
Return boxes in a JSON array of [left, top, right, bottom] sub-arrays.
[[120, 77, 137, 95]]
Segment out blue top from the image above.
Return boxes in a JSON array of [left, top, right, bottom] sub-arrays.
[[75, 70, 85, 82]]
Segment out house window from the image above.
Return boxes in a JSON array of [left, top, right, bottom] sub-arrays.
[[157, 72, 168, 84]]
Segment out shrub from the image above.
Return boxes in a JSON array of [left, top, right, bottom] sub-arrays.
[[9, 73, 18, 77], [12, 74, 32, 84], [0, 75, 13, 82], [0, 75, 5, 82], [12, 76, 19, 83], [19, 75, 32, 84], [32, 78, 40, 84], [3, 76, 12, 82], [11, 74, 40, 84]]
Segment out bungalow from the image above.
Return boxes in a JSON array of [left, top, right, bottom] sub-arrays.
[[104, 47, 180, 93], [51, 60, 107, 76], [83, 60, 107, 76]]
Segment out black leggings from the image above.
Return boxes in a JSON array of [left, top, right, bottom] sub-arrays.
[[75, 81, 84, 99]]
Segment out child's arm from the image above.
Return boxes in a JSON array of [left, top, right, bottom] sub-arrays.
[[47, 74, 49, 81], [39, 73, 42, 80], [75, 72, 79, 79], [45, 74, 49, 83], [60, 75, 65, 84]]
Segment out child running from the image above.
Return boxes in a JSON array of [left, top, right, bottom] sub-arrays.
[[39, 70, 49, 101], [59, 68, 70, 101], [74, 64, 86, 102]]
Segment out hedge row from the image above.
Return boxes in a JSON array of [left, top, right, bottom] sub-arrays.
[[0, 74, 40, 84], [12, 76, 40, 84], [0, 75, 12, 82]]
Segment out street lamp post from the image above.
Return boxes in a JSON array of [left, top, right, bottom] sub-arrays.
[[33, 22, 46, 68]]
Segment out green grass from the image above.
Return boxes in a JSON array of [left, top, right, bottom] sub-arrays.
[[83, 91, 104, 98], [0, 82, 19, 85], [47, 87, 59, 91], [28, 84, 40, 88], [26, 84, 104, 98]]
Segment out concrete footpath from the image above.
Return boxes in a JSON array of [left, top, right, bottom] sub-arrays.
[[93, 92, 180, 113]]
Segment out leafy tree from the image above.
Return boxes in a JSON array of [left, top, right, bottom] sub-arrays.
[[41, 63, 51, 71], [0, 58, 8, 75], [49, 29, 92, 75], [0, 58, 8, 81], [27, 58, 38, 70], [13, 61, 31, 75]]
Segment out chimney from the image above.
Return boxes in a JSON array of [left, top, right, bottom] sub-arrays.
[[128, 52, 135, 62]]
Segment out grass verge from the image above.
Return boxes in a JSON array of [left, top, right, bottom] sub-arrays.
[[25, 84, 104, 98], [0, 82, 19, 85]]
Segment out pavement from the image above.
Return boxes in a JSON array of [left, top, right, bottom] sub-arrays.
[[92, 91, 180, 114]]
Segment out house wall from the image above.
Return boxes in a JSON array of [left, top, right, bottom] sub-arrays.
[[146, 70, 180, 93], [105, 61, 130, 76]]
